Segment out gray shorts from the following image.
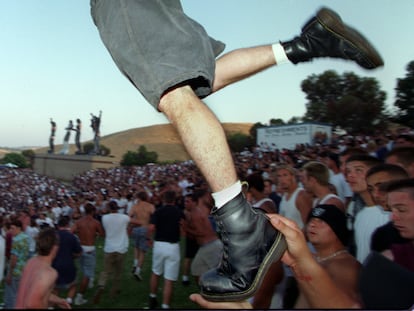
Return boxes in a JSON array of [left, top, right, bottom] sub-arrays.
[[191, 239, 223, 277], [90, 0, 226, 109], [132, 226, 149, 252], [80, 249, 96, 279]]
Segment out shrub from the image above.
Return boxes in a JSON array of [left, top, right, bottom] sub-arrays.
[[1, 152, 28, 168], [121, 146, 158, 166]]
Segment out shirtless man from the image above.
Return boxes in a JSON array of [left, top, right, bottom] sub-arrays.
[[15, 228, 71, 309], [71, 203, 104, 305], [295, 204, 361, 308], [181, 189, 222, 283], [190, 212, 362, 309], [129, 191, 155, 280]]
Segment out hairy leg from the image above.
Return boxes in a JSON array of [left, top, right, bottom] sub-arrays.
[[159, 86, 237, 192], [213, 45, 276, 92]]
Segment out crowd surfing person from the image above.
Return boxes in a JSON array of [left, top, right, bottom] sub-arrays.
[[90, 0, 382, 303]]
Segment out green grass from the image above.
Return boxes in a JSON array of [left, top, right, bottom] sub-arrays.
[[1, 237, 202, 309], [73, 237, 201, 309]]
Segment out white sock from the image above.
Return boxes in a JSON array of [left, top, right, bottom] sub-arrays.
[[182, 275, 189, 281], [162, 304, 170, 309], [150, 293, 157, 298], [212, 181, 242, 209], [133, 259, 138, 266], [272, 42, 290, 65], [135, 266, 141, 274]]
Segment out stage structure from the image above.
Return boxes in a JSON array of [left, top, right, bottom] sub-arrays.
[[34, 153, 118, 182]]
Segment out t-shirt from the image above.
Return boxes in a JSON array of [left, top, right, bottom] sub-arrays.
[[10, 232, 29, 277], [354, 205, 390, 263], [102, 213, 130, 254], [151, 204, 184, 243], [391, 242, 414, 272], [52, 229, 82, 285], [371, 221, 408, 252]]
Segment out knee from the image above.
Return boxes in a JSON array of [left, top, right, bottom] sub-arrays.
[[158, 85, 200, 119]]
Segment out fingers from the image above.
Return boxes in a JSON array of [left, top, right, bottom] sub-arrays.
[[266, 213, 315, 267], [267, 213, 302, 235]]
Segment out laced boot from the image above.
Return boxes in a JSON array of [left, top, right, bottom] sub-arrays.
[[281, 7, 383, 69], [199, 193, 286, 301]]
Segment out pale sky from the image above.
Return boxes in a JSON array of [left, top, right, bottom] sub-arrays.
[[1, 1, 413, 147]]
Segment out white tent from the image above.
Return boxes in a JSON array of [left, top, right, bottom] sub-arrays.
[[3, 163, 18, 168]]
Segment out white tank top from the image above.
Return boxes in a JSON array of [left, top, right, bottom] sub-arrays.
[[312, 193, 341, 208], [280, 187, 305, 229], [252, 198, 274, 208]]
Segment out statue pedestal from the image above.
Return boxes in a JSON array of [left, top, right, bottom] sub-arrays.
[[33, 153, 119, 182]]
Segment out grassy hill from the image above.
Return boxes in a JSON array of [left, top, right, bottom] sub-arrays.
[[32, 122, 253, 163]]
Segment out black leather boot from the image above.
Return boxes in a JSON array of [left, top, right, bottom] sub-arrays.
[[281, 7, 383, 69], [199, 193, 286, 301]]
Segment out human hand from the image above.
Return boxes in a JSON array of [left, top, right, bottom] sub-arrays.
[[189, 294, 252, 309], [266, 213, 314, 268]]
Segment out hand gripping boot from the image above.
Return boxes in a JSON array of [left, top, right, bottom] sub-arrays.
[[281, 7, 384, 69], [199, 193, 287, 301]]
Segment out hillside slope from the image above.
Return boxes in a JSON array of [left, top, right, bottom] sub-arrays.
[[33, 122, 253, 162]]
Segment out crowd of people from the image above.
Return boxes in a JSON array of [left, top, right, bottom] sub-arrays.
[[0, 130, 413, 308], [4, 1, 411, 308]]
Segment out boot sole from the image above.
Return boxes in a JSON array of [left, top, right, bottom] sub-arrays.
[[201, 227, 287, 301], [316, 7, 383, 69]]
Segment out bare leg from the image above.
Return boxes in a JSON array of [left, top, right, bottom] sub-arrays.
[[133, 247, 138, 268], [150, 272, 159, 295], [138, 250, 145, 269], [213, 45, 276, 92], [163, 279, 174, 307], [182, 257, 191, 279], [159, 86, 237, 192], [78, 276, 88, 295], [67, 283, 77, 300]]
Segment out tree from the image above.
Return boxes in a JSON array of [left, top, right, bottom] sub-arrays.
[[120, 145, 158, 166], [1, 152, 28, 168], [120, 151, 138, 167], [22, 149, 35, 169], [394, 60, 414, 128], [227, 132, 254, 152], [249, 122, 265, 144], [269, 118, 285, 126], [287, 116, 302, 124], [301, 70, 387, 134]]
